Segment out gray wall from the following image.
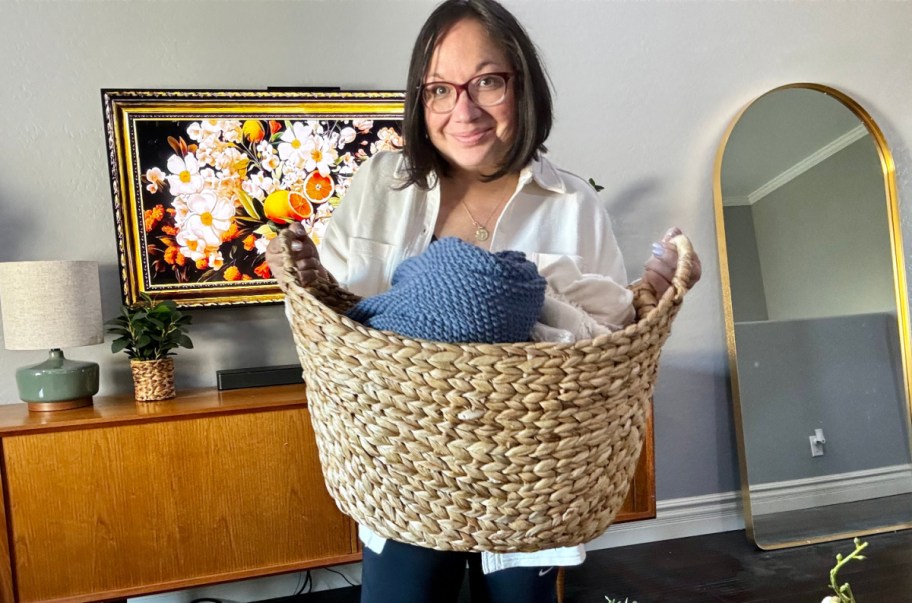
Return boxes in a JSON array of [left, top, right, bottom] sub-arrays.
[[724, 205, 769, 322], [753, 137, 896, 320], [736, 312, 912, 484], [3, 1, 912, 510]]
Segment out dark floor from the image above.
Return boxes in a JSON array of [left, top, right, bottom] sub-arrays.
[[266, 528, 912, 603]]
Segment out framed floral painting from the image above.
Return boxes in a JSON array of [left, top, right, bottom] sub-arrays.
[[102, 89, 404, 307]]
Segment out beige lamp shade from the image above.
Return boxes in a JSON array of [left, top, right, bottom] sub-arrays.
[[0, 261, 104, 351]]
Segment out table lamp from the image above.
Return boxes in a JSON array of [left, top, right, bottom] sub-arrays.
[[0, 261, 104, 412]]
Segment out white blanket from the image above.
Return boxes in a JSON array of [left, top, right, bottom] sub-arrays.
[[532, 255, 634, 342]]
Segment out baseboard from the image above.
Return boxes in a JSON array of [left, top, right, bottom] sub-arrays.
[[749, 463, 912, 516], [586, 491, 744, 551]]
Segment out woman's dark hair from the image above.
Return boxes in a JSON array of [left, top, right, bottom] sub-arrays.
[[400, 0, 553, 189]]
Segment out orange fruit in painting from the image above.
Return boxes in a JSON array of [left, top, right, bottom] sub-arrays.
[[263, 189, 312, 224], [288, 192, 313, 220], [304, 171, 334, 204], [263, 190, 295, 224]]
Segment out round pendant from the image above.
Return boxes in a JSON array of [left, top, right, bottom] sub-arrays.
[[475, 227, 490, 242]]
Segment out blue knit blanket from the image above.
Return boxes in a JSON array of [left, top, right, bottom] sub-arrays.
[[346, 237, 546, 343]]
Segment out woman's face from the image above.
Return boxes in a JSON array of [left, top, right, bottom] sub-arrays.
[[423, 18, 516, 178]]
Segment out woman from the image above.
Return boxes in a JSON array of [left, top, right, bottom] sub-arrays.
[[267, 1, 700, 601]]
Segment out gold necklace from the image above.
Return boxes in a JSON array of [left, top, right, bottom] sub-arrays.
[[459, 181, 514, 242]]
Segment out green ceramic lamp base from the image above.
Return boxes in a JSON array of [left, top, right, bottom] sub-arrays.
[[16, 349, 99, 412]]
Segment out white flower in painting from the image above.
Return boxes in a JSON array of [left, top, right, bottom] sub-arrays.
[[370, 127, 403, 154], [201, 119, 222, 137], [145, 167, 166, 194], [334, 175, 352, 198], [242, 174, 274, 201], [316, 203, 333, 220], [166, 154, 203, 195], [278, 122, 314, 163], [353, 119, 373, 134], [219, 120, 242, 143], [208, 250, 224, 270], [261, 154, 280, 172], [214, 146, 245, 174], [337, 153, 355, 176], [183, 190, 234, 242], [302, 136, 338, 177], [171, 195, 190, 226], [176, 228, 214, 262], [199, 167, 218, 190], [306, 119, 324, 135], [146, 167, 166, 186], [254, 234, 272, 255], [307, 217, 332, 246], [256, 141, 275, 156], [337, 126, 357, 147], [186, 122, 203, 142]]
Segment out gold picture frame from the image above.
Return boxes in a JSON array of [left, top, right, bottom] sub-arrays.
[[102, 89, 404, 307]]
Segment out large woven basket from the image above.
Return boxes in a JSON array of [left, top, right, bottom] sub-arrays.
[[279, 234, 694, 553]]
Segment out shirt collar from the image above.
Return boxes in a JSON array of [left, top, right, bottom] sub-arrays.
[[518, 154, 566, 194]]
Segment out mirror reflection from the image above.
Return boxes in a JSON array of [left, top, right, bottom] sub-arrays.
[[715, 85, 912, 549]]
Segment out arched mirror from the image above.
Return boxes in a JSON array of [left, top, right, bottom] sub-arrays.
[[714, 83, 912, 549]]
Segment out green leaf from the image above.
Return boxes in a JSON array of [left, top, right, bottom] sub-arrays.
[[237, 188, 261, 220], [111, 338, 129, 354], [145, 316, 165, 329], [588, 177, 605, 192], [254, 224, 276, 236], [179, 335, 194, 349]]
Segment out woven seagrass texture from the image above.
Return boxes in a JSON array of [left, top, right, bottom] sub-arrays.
[[280, 235, 694, 553], [130, 358, 176, 401]]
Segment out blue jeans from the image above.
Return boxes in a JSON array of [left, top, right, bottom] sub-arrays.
[[360, 538, 558, 603]]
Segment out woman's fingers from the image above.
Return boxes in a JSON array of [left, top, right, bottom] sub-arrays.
[[642, 229, 703, 295], [265, 224, 323, 286]]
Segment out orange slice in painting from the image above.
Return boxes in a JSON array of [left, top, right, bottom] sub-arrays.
[[288, 192, 313, 220], [304, 171, 334, 204]]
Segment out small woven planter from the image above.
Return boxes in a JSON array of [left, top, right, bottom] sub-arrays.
[[130, 358, 176, 401], [280, 235, 694, 553]]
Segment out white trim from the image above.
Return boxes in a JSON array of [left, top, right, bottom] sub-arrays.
[[586, 491, 744, 551], [722, 195, 751, 207], [749, 463, 912, 515], [747, 124, 869, 204]]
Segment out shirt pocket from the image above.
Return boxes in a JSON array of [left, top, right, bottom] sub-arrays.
[[347, 237, 402, 297]]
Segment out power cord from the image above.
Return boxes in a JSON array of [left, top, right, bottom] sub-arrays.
[[321, 566, 358, 587], [293, 570, 313, 595]]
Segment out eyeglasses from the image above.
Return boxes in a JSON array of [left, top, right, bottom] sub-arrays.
[[420, 72, 513, 114]]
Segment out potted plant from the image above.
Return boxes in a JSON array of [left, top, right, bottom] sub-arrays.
[[107, 292, 193, 401]]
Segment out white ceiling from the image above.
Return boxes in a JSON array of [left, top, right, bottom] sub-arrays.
[[720, 87, 864, 203]]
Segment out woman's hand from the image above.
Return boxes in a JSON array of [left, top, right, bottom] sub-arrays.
[[265, 223, 328, 287], [642, 227, 702, 296]]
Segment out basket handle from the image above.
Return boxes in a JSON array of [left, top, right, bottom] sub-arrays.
[[667, 233, 695, 304]]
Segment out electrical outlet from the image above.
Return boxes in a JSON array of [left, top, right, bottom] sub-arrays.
[[809, 428, 826, 457]]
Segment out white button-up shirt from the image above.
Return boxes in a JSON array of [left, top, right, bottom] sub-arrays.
[[317, 150, 630, 572]]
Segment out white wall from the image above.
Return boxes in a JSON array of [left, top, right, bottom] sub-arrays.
[[1, 0, 912, 596]]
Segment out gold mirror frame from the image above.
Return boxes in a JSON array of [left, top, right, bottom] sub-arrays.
[[713, 83, 912, 549]]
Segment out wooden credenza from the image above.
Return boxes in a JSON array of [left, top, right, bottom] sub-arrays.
[[0, 384, 653, 603]]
